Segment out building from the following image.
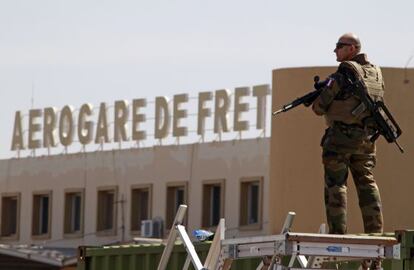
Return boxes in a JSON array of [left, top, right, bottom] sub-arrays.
[[0, 66, 413, 253], [1, 82, 271, 248]]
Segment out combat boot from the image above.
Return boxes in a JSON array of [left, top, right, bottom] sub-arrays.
[[360, 259, 382, 270], [360, 259, 371, 270], [371, 259, 382, 270]]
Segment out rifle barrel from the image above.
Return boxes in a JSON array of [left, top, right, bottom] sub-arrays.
[[273, 103, 294, 116], [272, 109, 284, 116], [395, 140, 405, 153]]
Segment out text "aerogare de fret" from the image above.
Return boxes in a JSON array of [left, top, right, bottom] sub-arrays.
[[11, 85, 270, 151]]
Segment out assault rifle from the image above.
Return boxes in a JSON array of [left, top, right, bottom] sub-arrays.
[[348, 78, 404, 153], [272, 75, 404, 153], [272, 76, 327, 116]]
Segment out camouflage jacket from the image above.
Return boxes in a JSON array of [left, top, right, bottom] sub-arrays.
[[312, 54, 384, 154]]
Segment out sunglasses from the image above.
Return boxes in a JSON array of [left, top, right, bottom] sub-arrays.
[[335, 42, 354, 49]]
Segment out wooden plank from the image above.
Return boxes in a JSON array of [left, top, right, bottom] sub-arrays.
[[221, 259, 233, 270], [157, 205, 187, 270], [177, 225, 204, 270], [182, 255, 191, 270], [204, 219, 225, 269]]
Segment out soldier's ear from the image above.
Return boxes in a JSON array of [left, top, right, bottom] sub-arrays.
[[351, 45, 357, 52]]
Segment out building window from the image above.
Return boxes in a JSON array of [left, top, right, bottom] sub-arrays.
[[166, 182, 188, 229], [64, 189, 84, 236], [131, 185, 152, 232], [96, 187, 117, 234], [32, 191, 52, 238], [202, 180, 225, 228], [1, 193, 20, 239], [240, 178, 263, 228]]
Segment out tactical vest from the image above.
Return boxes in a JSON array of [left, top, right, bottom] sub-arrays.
[[325, 60, 385, 126]]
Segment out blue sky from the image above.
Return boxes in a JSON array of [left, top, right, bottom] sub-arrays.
[[1, 0, 413, 159]]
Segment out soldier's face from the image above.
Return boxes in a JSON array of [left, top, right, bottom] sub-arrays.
[[334, 39, 355, 62]]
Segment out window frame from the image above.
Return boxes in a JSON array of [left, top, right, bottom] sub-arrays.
[[130, 184, 153, 234], [63, 188, 85, 238], [239, 177, 263, 230], [201, 179, 225, 229], [165, 181, 188, 229], [96, 186, 118, 236], [32, 190, 53, 239], [1, 192, 21, 240]]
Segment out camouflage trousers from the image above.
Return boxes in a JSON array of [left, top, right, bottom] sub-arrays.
[[323, 149, 383, 234]]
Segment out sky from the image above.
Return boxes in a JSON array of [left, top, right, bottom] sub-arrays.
[[1, 0, 413, 159]]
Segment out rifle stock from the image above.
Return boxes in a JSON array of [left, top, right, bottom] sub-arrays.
[[350, 80, 404, 153]]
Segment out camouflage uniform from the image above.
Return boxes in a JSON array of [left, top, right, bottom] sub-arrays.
[[312, 54, 384, 234]]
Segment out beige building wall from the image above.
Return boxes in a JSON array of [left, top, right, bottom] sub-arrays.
[[269, 67, 414, 234], [0, 138, 269, 247]]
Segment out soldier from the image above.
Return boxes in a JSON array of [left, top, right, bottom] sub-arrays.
[[312, 33, 384, 270]]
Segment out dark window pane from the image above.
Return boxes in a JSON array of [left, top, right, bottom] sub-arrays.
[[211, 186, 221, 226], [104, 193, 114, 230], [248, 184, 259, 224], [73, 194, 81, 232], [131, 188, 150, 231], [40, 196, 49, 234], [139, 190, 149, 221], [2, 197, 18, 236], [9, 198, 17, 235], [166, 185, 186, 228], [176, 188, 184, 211]]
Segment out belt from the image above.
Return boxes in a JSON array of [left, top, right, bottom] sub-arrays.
[[333, 121, 365, 130], [332, 121, 370, 139]]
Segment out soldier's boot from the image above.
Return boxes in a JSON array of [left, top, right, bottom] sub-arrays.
[[371, 259, 382, 270], [360, 259, 371, 270], [360, 259, 382, 270], [262, 256, 272, 269]]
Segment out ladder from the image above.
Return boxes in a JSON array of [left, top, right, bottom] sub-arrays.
[[222, 232, 398, 269], [157, 205, 225, 270], [156, 205, 399, 270]]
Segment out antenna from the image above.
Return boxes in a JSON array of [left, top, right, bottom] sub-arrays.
[[30, 81, 36, 157], [31, 81, 35, 108], [404, 52, 414, 84]]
